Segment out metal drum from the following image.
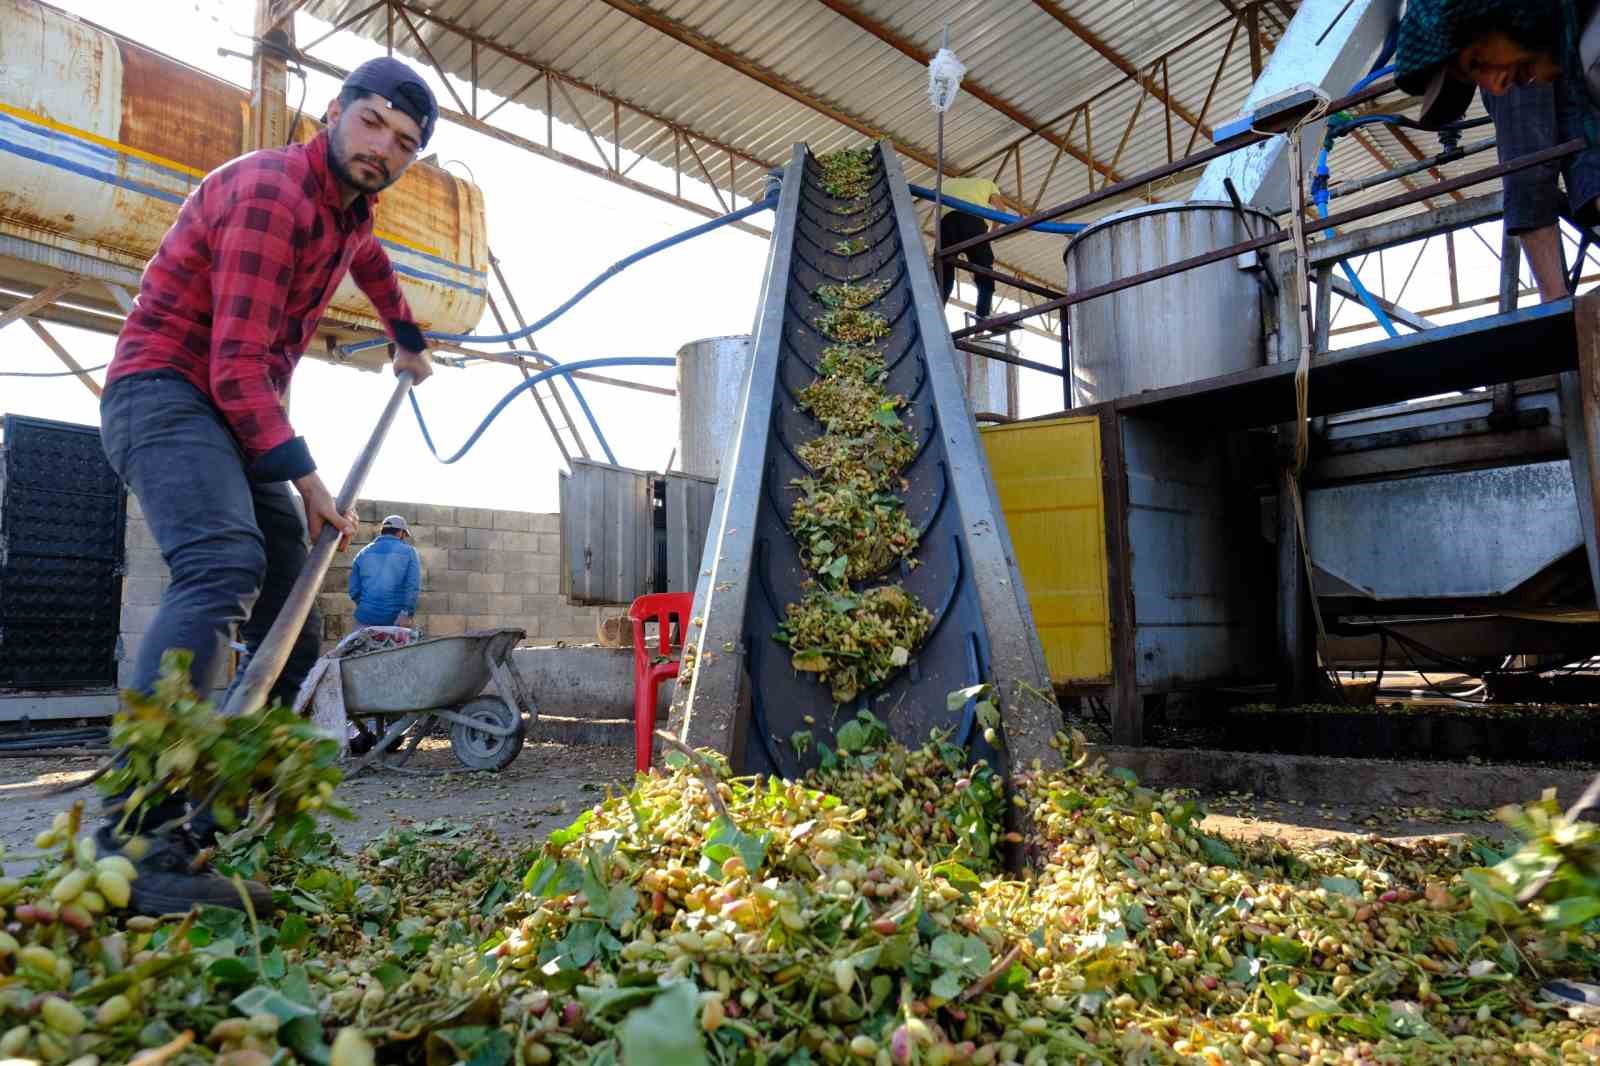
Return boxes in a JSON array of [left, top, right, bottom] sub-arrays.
[[1064, 202, 1274, 406], [676, 335, 752, 479]]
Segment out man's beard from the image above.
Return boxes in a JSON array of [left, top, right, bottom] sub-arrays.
[[327, 125, 397, 195]]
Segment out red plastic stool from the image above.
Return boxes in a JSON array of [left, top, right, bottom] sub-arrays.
[[628, 592, 693, 772]]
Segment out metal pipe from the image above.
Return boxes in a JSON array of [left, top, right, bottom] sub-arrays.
[[952, 339, 1064, 377], [948, 259, 1064, 300], [951, 139, 1585, 340], [940, 81, 1395, 260], [223, 371, 415, 717], [1323, 136, 1497, 202]]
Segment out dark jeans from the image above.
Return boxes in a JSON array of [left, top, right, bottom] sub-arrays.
[[1481, 80, 1600, 234], [939, 210, 995, 319], [100, 372, 322, 827]]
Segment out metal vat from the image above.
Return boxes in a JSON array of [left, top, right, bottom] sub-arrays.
[[1064, 202, 1273, 406], [0, 0, 487, 339], [676, 335, 752, 479], [952, 338, 1018, 420]]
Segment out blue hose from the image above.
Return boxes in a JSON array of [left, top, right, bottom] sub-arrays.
[[342, 196, 776, 357], [1314, 148, 1399, 338], [409, 356, 676, 465], [909, 185, 1085, 234]]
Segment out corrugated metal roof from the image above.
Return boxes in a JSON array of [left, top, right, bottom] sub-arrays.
[[301, 0, 1481, 297]]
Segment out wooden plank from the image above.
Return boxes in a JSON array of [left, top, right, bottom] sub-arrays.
[[23, 317, 102, 398], [0, 279, 78, 332]]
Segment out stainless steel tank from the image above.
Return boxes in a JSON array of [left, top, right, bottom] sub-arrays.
[[1064, 202, 1274, 406], [676, 335, 752, 479], [952, 339, 1018, 420]]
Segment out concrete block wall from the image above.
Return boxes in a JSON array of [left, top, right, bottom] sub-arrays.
[[117, 495, 172, 689], [114, 496, 607, 688], [318, 498, 604, 648]]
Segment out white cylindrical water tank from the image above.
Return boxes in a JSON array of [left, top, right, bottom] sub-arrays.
[[676, 335, 752, 480]]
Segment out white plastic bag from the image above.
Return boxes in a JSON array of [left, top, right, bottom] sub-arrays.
[[927, 47, 966, 113]]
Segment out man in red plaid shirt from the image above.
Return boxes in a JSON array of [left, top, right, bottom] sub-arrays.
[[97, 57, 439, 914]]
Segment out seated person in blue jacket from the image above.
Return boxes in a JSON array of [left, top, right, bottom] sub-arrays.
[[348, 514, 421, 628]]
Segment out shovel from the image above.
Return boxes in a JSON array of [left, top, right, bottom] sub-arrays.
[[220, 370, 416, 717]]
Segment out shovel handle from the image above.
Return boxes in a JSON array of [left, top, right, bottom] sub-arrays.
[[221, 371, 416, 718]]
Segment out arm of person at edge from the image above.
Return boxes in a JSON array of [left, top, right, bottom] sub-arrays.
[[348, 231, 434, 386], [204, 193, 355, 543]]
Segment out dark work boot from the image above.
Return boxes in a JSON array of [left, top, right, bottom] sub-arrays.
[[95, 826, 273, 917]]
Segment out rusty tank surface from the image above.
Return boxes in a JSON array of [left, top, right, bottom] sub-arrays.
[[0, 0, 488, 357]]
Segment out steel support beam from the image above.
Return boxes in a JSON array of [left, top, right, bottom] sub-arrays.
[[1032, 0, 1212, 141], [813, 0, 1123, 186], [592, 0, 954, 176], [1329, 275, 1436, 332]]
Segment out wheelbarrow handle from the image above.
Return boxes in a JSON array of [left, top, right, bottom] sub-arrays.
[[222, 371, 417, 718]]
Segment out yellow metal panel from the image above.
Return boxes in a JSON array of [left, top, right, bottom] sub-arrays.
[[982, 416, 1111, 684]]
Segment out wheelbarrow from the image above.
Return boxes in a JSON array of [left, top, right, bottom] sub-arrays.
[[303, 627, 537, 774]]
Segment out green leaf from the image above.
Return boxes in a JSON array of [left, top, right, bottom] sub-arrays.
[[1124, 903, 1148, 933], [1542, 896, 1600, 929], [1132, 973, 1159, 1001], [371, 961, 407, 991], [1262, 935, 1309, 966], [930, 933, 991, 977], [870, 407, 902, 428], [206, 957, 255, 989], [1320, 876, 1363, 899], [929, 970, 963, 1000], [701, 817, 770, 879], [1197, 834, 1242, 870], [1109, 767, 1139, 785], [578, 984, 664, 1018], [280, 1016, 330, 1066], [617, 981, 709, 1066], [824, 555, 849, 581], [930, 859, 981, 893], [1463, 867, 1521, 924], [428, 1025, 513, 1066], [231, 984, 316, 1024], [547, 810, 594, 849], [1264, 980, 1299, 1018], [946, 685, 990, 712], [1228, 955, 1260, 987], [276, 914, 310, 950], [836, 719, 867, 753]]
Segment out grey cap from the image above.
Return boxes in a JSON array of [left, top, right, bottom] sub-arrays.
[[380, 514, 409, 532]]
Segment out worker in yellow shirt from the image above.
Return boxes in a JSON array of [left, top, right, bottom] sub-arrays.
[[937, 176, 1001, 320]]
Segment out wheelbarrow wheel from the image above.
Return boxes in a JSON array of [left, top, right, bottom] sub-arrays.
[[449, 696, 525, 771]]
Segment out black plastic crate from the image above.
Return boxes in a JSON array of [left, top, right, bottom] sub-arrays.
[[2, 414, 121, 497], [0, 619, 120, 689], [0, 554, 123, 622], [1, 486, 123, 560]]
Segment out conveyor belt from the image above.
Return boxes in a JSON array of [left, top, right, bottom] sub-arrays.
[[671, 143, 1058, 779]]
